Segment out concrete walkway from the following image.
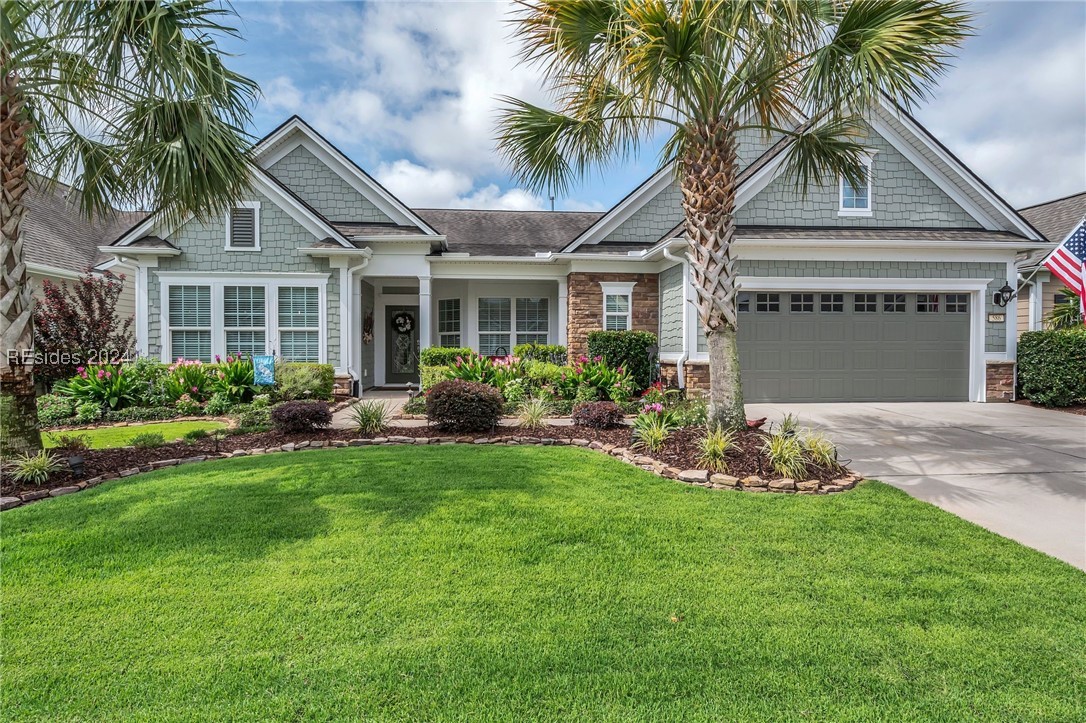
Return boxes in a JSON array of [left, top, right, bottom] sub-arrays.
[[747, 402, 1086, 570]]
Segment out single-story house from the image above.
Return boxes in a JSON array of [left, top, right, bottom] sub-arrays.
[[22, 176, 143, 320], [1016, 191, 1086, 335], [100, 99, 1048, 403]]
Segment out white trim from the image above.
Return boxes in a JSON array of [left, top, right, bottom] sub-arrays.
[[224, 201, 261, 251], [600, 281, 636, 331], [737, 275, 989, 402], [253, 118, 438, 235], [26, 262, 84, 280], [97, 244, 180, 257], [873, 102, 1043, 239], [838, 155, 874, 217], [557, 278, 568, 346], [157, 275, 328, 364], [1005, 260, 1018, 361], [418, 275, 432, 349]]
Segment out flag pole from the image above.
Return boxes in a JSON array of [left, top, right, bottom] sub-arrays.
[[1021, 214, 1086, 289]]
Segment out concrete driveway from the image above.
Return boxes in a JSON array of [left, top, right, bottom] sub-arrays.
[[746, 402, 1086, 570]]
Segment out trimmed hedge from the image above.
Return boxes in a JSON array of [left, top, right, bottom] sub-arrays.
[[275, 362, 335, 401], [1017, 328, 1086, 407], [513, 343, 567, 365], [587, 330, 658, 391], [420, 347, 475, 367], [420, 365, 450, 391], [425, 379, 503, 432]]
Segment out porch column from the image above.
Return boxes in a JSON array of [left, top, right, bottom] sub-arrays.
[[557, 277, 568, 346], [418, 275, 432, 349]]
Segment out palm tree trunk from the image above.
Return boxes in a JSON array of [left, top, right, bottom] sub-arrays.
[[680, 120, 745, 431], [1, 64, 43, 454]]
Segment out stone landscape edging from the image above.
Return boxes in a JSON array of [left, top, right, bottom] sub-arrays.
[[0, 434, 864, 511]]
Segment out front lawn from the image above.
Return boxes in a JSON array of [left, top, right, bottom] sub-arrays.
[[43, 419, 228, 449], [3, 447, 1084, 721]]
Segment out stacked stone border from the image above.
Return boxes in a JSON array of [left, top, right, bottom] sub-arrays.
[[0, 435, 863, 511]]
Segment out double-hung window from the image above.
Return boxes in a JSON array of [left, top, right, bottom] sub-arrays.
[[168, 285, 212, 362], [438, 299, 461, 347], [278, 287, 320, 362], [516, 297, 549, 345], [224, 286, 266, 356], [601, 282, 635, 331], [478, 297, 512, 355]]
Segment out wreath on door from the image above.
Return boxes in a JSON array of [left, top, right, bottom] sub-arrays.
[[392, 311, 415, 334]]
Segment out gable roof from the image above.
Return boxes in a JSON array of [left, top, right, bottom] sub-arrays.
[[417, 209, 603, 256], [23, 177, 147, 274], [252, 115, 436, 235], [1019, 192, 1086, 243]]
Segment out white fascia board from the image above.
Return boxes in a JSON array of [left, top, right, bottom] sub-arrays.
[[875, 101, 1042, 240], [97, 244, 181, 257], [737, 237, 1044, 251], [738, 276, 990, 292], [301, 246, 373, 258], [739, 245, 1016, 264], [254, 119, 438, 235], [562, 163, 676, 252], [26, 262, 83, 280]]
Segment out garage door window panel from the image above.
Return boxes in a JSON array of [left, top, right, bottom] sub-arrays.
[[917, 294, 940, 313], [755, 293, 780, 312], [790, 293, 814, 313], [854, 293, 878, 313], [820, 293, 844, 312], [946, 294, 968, 313], [884, 294, 906, 313]]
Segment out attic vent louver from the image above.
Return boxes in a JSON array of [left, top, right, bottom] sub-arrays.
[[230, 207, 256, 247]]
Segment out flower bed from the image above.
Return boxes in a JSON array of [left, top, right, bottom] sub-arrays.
[[2, 421, 861, 506]]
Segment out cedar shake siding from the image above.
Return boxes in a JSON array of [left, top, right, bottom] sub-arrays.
[[566, 272, 659, 360]]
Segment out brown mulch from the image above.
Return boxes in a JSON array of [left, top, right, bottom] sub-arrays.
[[1014, 399, 1086, 416], [6, 423, 850, 496]]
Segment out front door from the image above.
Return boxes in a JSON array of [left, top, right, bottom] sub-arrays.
[[385, 305, 419, 385]]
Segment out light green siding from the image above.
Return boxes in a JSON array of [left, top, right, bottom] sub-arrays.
[[658, 264, 683, 353], [268, 145, 393, 224], [735, 122, 981, 228], [147, 187, 341, 366]]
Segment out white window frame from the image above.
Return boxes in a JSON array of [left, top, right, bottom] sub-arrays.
[[167, 285, 212, 362], [477, 297, 512, 356], [515, 296, 550, 346], [223, 285, 268, 357], [277, 286, 322, 363], [437, 298, 461, 348], [600, 281, 636, 331], [225, 200, 261, 251], [158, 274, 327, 363], [838, 156, 874, 217]]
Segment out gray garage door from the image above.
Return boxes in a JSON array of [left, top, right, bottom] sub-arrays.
[[737, 291, 970, 402]]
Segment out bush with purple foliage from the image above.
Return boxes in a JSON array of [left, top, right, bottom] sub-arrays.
[[270, 401, 332, 433], [425, 380, 503, 432], [571, 401, 625, 429]]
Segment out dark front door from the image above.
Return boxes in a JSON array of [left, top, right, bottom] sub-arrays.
[[386, 305, 419, 385]]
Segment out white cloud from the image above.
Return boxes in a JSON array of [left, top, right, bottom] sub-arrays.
[[261, 75, 303, 113], [375, 159, 543, 210]]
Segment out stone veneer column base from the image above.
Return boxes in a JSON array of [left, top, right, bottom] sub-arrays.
[[985, 361, 1015, 402], [659, 361, 711, 396], [566, 272, 659, 360]]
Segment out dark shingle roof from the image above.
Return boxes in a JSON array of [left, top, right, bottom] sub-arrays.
[[1019, 192, 1086, 244], [415, 209, 605, 256], [24, 178, 148, 273]]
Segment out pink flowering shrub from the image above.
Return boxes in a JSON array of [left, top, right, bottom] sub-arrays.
[[57, 363, 136, 410], [212, 354, 256, 403], [446, 354, 523, 388], [555, 355, 634, 402], [164, 359, 211, 402]]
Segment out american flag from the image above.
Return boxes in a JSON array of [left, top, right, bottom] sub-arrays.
[[1043, 216, 1086, 319]]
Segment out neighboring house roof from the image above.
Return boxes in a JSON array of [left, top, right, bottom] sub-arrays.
[[416, 208, 604, 256], [23, 177, 147, 276], [1016, 192, 1086, 268]]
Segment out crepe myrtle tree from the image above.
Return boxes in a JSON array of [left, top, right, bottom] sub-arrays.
[[497, 0, 972, 430], [1, 0, 258, 453]]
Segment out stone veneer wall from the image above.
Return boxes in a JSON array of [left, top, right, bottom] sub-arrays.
[[267, 145, 392, 224], [985, 361, 1015, 402], [660, 361, 711, 395], [566, 272, 658, 360]]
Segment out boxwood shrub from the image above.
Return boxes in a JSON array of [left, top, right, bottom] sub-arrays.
[[420, 365, 450, 391], [1017, 328, 1086, 406], [425, 379, 503, 432], [420, 347, 475, 367], [270, 401, 333, 433], [274, 362, 335, 401], [587, 330, 658, 391]]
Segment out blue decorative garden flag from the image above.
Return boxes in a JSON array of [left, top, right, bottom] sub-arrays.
[[254, 356, 275, 386]]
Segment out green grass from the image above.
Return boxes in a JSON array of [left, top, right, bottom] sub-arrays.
[[43, 420, 227, 449], [3, 447, 1084, 721]]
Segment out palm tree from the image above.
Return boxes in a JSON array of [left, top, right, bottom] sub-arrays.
[[497, 0, 972, 429], [1046, 288, 1084, 329], [2, 0, 258, 453]]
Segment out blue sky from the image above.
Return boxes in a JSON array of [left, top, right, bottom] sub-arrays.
[[222, 0, 1086, 212]]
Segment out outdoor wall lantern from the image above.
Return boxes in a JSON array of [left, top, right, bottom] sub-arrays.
[[993, 283, 1016, 308]]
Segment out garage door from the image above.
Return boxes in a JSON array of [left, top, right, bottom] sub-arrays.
[[738, 291, 970, 402]]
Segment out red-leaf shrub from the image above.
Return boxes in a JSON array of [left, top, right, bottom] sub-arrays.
[[270, 401, 332, 433], [32, 273, 133, 385], [425, 380, 503, 432], [571, 401, 625, 429]]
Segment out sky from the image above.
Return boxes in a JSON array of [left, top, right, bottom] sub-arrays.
[[221, 0, 1086, 212]]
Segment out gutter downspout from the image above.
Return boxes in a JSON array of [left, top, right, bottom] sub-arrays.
[[345, 255, 371, 391], [662, 246, 689, 390]]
